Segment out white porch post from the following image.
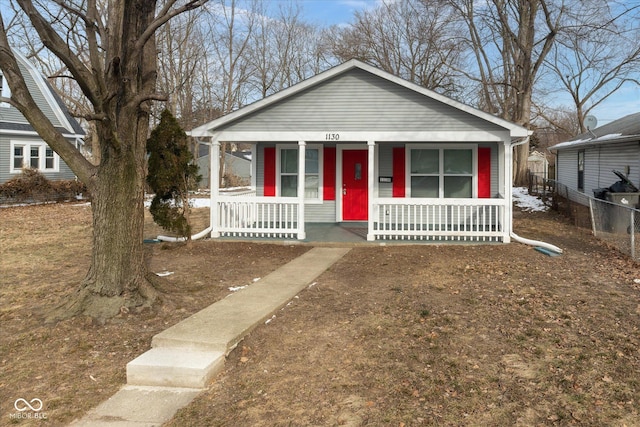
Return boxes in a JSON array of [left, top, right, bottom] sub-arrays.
[[503, 141, 512, 243], [210, 140, 221, 238], [297, 141, 306, 240], [367, 140, 375, 241]]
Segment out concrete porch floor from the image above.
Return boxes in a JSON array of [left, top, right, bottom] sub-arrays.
[[217, 222, 370, 245], [304, 222, 368, 243]]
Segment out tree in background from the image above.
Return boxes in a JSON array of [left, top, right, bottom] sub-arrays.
[[147, 110, 201, 240], [542, 2, 640, 133], [328, 0, 463, 97]]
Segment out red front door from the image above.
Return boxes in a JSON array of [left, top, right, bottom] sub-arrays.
[[342, 150, 368, 221]]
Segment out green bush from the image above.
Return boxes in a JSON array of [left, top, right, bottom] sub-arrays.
[[146, 109, 200, 238]]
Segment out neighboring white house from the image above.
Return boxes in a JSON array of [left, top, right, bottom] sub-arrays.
[[527, 151, 549, 181], [549, 112, 640, 201], [190, 59, 529, 242], [0, 50, 85, 184]]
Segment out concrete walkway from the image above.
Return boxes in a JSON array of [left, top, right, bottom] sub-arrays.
[[70, 247, 350, 426]]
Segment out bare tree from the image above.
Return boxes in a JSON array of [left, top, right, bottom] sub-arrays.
[[200, 0, 256, 184], [543, 2, 640, 133], [450, 0, 565, 185], [156, 8, 208, 130], [0, 0, 207, 321], [329, 0, 463, 96]]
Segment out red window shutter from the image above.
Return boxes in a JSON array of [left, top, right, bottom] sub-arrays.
[[323, 147, 336, 201], [478, 147, 491, 198], [264, 147, 276, 197], [392, 147, 406, 197]]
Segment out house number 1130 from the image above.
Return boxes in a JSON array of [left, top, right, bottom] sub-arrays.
[[325, 133, 340, 141]]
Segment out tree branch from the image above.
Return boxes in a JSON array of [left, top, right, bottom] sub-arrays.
[[135, 0, 208, 57], [15, 0, 102, 108], [0, 13, 96, 186]]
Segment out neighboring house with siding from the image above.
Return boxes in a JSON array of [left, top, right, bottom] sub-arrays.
[[196, 147, 251, 188], [549, 112, 640, 202], [0, 51, 85, 184], [190, 60, 529, 243]]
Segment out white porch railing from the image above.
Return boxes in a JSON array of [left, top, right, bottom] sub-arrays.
[[213, 195, 507, 242], [370, 198, 508, 242], [215, 195, 302, 239]]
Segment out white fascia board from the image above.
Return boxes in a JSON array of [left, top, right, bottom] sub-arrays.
[[212, 130, 511, 143], [13, 50, 77, 134], [190, 59, 529, 138]]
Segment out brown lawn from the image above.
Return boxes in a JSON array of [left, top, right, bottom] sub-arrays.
[[1, 202, 639, 426]]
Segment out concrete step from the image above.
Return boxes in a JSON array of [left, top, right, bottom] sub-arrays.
[[69, 385, 202, 426], [126, 347, 224, 389]]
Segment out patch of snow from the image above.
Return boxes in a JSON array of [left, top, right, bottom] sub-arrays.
[[598, 133, 622, 140], [228, 285, 248, 292], [512, 187, 548, 212]]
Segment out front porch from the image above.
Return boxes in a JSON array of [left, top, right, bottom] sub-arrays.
[[211, 193, 508, 243]]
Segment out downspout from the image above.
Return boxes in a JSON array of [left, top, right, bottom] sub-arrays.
[[157, 226, 212, 243], [509, 136, 563, 254]]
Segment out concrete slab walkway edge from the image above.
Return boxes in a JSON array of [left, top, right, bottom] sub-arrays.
[[70, 247, 350, 426]]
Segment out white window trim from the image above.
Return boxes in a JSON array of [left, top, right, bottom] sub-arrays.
[[10, 140, 60, 173], [406, 143, 477, 198], [276, 143, 323, 203], [0, 73, 10, 108]]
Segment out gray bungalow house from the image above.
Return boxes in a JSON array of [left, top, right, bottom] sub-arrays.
[[0, 51, 85, 184], [550, 112, 640, 201], [190, 60, 529, 243]]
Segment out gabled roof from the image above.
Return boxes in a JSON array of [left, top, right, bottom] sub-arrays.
[[190, 59, 529, 139], [550, 112, 640, 151], [0, 50, 85, 137]]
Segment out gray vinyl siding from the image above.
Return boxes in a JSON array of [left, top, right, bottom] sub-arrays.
[[218, 69, 504, 134], [0, 136, 9, 183], [0, 135, 76, 183], [556, 141, 640, 201], [556, 150, 576, 191], [305, 203, 336, 222], [256, 145, 268, 197], [0, 63, 65, 129], [377, 144, 395, 198]]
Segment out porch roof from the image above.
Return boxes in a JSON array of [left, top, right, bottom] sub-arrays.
[[190, 60, 529, 141]]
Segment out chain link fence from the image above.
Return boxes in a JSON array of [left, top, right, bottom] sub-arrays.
[[545, 179, 640, 260]]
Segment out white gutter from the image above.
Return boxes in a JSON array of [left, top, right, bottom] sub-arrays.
[[509, 135, 563, 254]]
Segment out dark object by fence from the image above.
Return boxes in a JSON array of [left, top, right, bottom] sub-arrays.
[[594, 170, 640, 201]]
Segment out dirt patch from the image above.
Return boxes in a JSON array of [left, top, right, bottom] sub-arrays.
[[1, 204, 640, 426]]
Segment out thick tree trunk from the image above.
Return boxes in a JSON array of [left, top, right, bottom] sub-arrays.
[[47, 0, 161, 320], [48, 122, 157, 322]]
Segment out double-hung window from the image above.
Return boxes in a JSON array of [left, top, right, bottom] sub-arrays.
[[10, 141, 59, 173], [409, 146, 475, 198], [278, 145, 322, 200]]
